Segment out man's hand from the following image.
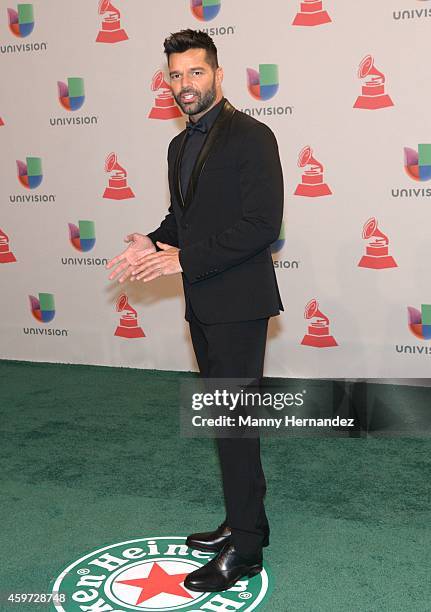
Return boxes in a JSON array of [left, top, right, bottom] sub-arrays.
[[106, 233, 156, 283], [130, 241, 182, 282]]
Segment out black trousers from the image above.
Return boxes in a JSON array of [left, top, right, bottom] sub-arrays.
[[188, 301, 270, 559]]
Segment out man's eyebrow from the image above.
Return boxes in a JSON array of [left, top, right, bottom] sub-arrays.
[[169, 66, 207, 76]]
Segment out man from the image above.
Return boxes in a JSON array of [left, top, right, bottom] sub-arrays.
[[106, 29, 284, 592]]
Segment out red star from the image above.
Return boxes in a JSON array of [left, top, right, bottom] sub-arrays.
[[116, 562, 193, 604]]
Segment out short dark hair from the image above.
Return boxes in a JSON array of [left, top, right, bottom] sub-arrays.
[[163, 29, 219, 70]]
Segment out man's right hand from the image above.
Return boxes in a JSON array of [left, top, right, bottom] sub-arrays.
[[106, 233, 156, 283]]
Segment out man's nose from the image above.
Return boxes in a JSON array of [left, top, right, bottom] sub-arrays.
[[181, 75, 192, 89]]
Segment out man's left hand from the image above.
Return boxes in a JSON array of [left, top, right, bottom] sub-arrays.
[[130, 241, 182, 282]]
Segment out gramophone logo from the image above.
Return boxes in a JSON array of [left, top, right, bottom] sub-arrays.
[[58, 77, 85, 111], [271, 221, 285, 254], [115, 293, 145, 338], [29, 292, 55, 323], [247, 64, 279, 101], [7, 3, 34, 37], [301, 299, 338, 348], [96, 0, 128, 43], [358, 217, 397, 269], [294, 146, 332, 197], [103, 152, 135, 199], [354, 55, 394, 110], [68, 220, 96, 252], [292, 0, 332, 26], [404, 144, 431, 182], [0, 117, 4, 126], [191, 0, 221, 21], [0, 228, 17, 263], [16, 156, 42, 189], [408, 304, 431, 340], [148, 70, 182, 120]]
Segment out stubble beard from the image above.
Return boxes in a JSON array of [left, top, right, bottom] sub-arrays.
[[174, 76, 217, 118]]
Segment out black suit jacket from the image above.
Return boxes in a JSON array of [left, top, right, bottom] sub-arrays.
[[147, 99, 284, 324]]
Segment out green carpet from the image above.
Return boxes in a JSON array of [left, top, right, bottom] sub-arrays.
[[0, 360, 430, 611]]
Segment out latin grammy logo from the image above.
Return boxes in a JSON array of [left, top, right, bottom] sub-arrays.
[[354, 55, 394, 110], [0, 228, 16, 263], [114, 294, 145, 338], [103, 152, 135, 200], [358, 217, 398, 269], [301, 299, 338, 348], [292, 0, 331, 26], [96, 0, 128, 43], [148, 71, 182, 120], [294, 146, 332, 197], [0, 117, 4, 126]]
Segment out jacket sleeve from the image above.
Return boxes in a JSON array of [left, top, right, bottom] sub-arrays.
[[146, 142, 179, 251], [179, 123, 283, 283], [146, 200, 179, 251]]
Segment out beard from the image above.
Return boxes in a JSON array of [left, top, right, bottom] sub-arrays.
[[173, 76, 217, 117]]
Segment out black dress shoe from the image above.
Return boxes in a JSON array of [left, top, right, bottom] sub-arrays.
[[186, 522, 269, 552], [184, 542, 262, 592]]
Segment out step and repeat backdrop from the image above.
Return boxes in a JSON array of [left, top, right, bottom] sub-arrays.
[[1, 0, 430, 378]]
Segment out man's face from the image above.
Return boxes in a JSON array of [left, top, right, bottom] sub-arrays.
[[168, 48, 222, 117]]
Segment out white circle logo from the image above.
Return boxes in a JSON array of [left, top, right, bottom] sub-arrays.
[[51, 536, 273, 611]]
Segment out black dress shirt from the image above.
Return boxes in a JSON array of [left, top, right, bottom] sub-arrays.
[[180, 97, 226, 202]]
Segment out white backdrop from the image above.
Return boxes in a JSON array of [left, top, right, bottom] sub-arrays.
[[1, 0, 431, 378]]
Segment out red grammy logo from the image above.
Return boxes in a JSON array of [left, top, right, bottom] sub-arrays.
[[0, 228, 16, 263], [96, 0, 129, 43], [148, 71, 182, 120], [294, 146, 332, 197], [301, 299, 338, 348], [292, 0, 331, 26], [358, 217, 398, 269], [354, 55, 394, 110], [103, 152, 135, 200], [114, 294, 145, 338]]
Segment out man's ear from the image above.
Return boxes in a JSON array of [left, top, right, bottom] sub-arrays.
[[216, 66, 224, 87]]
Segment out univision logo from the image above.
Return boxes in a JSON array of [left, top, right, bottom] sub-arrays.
[[62, 220, 108, 266], [191, 0, 221, 21], [58, 77, 85, 111], [68, 220, 96, 252], [29, 292, 55, 322], [17, 156, 42, 189], [242, 64, 293, 117], [247, 64, 279, 101], [7, 3, 34, 36], [1, 3, 48, 54], [9, 156, 56, 204], [391, 144, 431, 198], [50, 77, 98, 126], [395, 303, 431, 355], [24, 292, 68, 336], [393, 0, 431, 20]]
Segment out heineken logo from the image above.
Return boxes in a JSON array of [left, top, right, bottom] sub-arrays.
[[51, 536, 272, 611]]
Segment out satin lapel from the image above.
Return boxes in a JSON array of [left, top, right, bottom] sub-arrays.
[[183, 99, 236, 211], [173, 130, 188, 209]]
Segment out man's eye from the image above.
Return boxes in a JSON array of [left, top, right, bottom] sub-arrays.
[[193, 71, 202, 76], [171, 74, 180, 80]]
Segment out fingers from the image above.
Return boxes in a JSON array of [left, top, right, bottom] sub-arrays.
[[106, 252, 127, 269], [134, 262, 163, 281], [108, 260, 129, 280], [118, 267, 134, 283]]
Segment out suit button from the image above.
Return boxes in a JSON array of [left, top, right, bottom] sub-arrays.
[[182, 223, 190, 230]]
